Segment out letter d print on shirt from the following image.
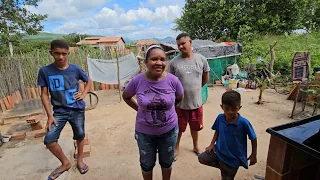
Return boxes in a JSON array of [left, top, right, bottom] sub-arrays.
[[48, 75, 65, 91]]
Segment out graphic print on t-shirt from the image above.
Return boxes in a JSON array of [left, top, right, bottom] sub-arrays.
[[49, 75, 65, 91], [146, 94, 167, 127], [48, 75, 77, 106], [141, 88, 169, 127]]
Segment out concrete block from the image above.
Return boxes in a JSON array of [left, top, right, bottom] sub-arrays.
[[26, 115, 41, 124], [11, 131, 26, 141], [34, 129, 46, 138], [31, 121, 43, 131]]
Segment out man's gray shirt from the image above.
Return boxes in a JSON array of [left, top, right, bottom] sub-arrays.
[[168, 53, 210, 110]]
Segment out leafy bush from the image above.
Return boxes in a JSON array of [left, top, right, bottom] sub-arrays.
[[238, 32, 320, 74]]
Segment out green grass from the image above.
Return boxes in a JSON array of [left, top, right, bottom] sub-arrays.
[[239, 32, 320, 73]]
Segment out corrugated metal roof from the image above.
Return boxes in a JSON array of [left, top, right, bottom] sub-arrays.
[[160, 40, 242, 58], [76, 36, 124, 45]]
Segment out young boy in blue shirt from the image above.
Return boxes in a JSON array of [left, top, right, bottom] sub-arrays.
[[38, 40, 92, 180], [198, 90, 257, 180]]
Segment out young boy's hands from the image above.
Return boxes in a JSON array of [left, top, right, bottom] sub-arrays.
[[248, 154, 257, 166], [205, 144, 215, 154], [46, 116, 57, 132], [74, 92, 86, 100]]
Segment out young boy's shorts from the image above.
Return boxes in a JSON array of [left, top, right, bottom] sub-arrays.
[[198, 151, 238, 180], [44, 109, 85, 145], [176, 106, 203, 132]]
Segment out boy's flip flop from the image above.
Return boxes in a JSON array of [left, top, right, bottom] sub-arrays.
[[77, 163, 89, 174], [47, 167, 70, 180]]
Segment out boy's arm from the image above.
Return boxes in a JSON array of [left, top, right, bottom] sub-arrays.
[[248, 138, 258, 166], [40, 86, 56, 132], [205, 131, 219, 152], [74, 78, 92, 100]]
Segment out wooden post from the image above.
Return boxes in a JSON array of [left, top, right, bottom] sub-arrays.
[[36, 50, 41, 97], [270, 44, 275, 78], [114, 47, 122, 102], [16, 58, 26, 100], [84, 46, 88, 73]]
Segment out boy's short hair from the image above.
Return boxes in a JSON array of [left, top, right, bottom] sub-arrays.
[[50, 40, 69, 50], [176, 33, 191, 40], [222, 90, 241, 106]]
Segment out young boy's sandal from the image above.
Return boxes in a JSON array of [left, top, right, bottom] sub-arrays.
[[77, 163, 89, 174], [47, 167, 70, 180]]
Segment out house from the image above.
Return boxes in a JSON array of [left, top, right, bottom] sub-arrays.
[[136, 39, 156, 52], [76, 36, 126, 49]]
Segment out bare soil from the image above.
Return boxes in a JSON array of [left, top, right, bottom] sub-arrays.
[[0, 87, 295, 180]]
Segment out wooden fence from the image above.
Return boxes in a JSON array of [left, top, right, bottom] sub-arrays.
[[0, 46, 132, 113]]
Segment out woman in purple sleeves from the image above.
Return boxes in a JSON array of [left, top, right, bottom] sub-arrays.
[[122, 45, 184, 180]]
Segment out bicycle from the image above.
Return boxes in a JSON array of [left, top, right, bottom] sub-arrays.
[[83, 92, 99, 111], [247, 62, 294, 95]]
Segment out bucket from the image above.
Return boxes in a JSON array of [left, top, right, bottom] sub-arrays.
[[228, 79, 238, 89], [2, 135, 11, 143]]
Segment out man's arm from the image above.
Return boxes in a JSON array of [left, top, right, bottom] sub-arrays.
[[175, 94, 184, 106], [40, 86, 56, 131], [202, 71, 209, 87]]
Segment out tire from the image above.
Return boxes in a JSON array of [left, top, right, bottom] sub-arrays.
[[84, 92, 99, 110]]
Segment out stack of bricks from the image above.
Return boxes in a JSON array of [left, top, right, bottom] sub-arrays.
[[265, 136, 320, 180], [26, 115, 46, 138], [74, 134, 91, 159], [0, 90, 23, 114]]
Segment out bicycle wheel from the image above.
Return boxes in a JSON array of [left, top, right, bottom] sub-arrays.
[[83, 92, 99, 110], [273, 75, 294, 95]]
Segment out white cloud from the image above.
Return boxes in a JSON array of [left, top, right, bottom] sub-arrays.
[[46, 2, 183, 39], [93, 5, 181, 28], [25, 0, 110, 21]]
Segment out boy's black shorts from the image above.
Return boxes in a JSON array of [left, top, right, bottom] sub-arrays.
[[198, 151, 238, 180]]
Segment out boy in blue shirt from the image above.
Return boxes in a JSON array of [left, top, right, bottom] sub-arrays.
[[38, 40, 92, 180], [198, 90, 257, 180]]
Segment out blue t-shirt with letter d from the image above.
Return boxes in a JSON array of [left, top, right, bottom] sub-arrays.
[[37, 63, 89, 112], [212, 113, 256, 169]]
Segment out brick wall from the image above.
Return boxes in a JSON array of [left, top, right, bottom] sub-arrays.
[[265, 136, 320, 180]]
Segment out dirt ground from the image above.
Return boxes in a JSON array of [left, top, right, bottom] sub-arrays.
[[0, 86, 296, 180]]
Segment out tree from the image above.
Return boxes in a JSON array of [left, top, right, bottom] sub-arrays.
[[63, 33, 89, 47], [174, 0, 319, 41], [0, 0, 47, 47]]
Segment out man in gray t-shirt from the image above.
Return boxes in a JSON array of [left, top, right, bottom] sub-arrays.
[[169, 33, 210, 160]]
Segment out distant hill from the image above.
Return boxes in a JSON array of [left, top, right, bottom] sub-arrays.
[[23, 32, 66, 41], [154, 36, 175, 43], [23, 32, 102, 41], [23, 32, 175, 44]]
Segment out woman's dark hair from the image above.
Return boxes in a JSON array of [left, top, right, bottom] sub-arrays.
[[222, 90, 241, 106], [145, 45, 164, 60]]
